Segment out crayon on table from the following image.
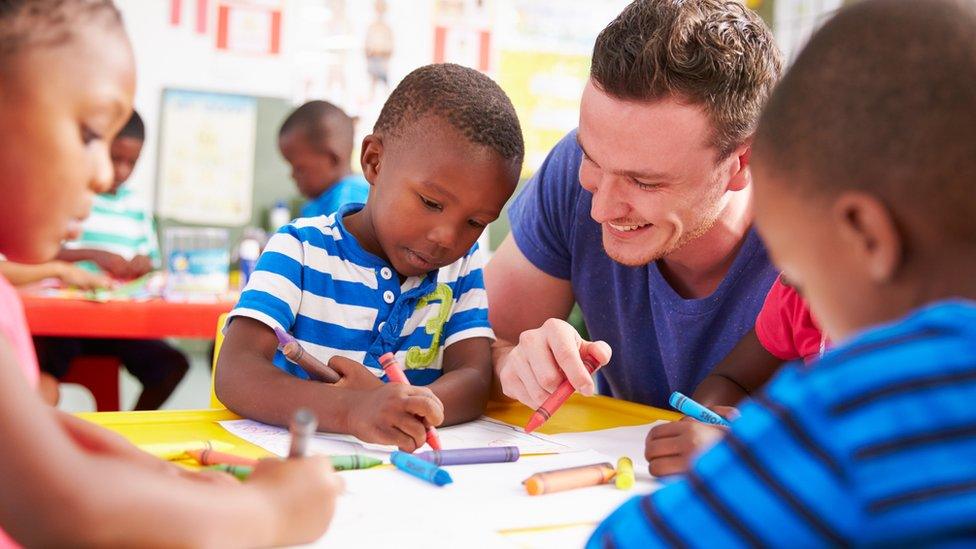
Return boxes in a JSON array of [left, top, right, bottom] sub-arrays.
[[274, 327, 341, 383], [415, 446, 520, 466], [522, 462, 616, 496], [288, 408, 317, 458], [140, 439, 234, 461], [615, 457, 634, 490], [524, 354, 604, 433], [669, 391, 731, 427], [187, 448, 259, 467], [390, 450, 453, 486], [330, 455, 383, 471], [379, 352, 443, 451], [208, 464, 253, 480]]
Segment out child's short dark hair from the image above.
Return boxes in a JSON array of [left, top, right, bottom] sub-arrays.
[[373, 63, 524, 173], [0, 0, 121, 59], [591, 0, 782, 158], [279, 100, 354, 158], [755, 0, 976, 247], [117, 110, 144, 141]]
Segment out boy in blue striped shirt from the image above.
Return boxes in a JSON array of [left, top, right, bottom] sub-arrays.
[[591, 0, 976, 546], [217, 64, 523, 451]]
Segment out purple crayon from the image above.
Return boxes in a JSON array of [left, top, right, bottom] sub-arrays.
[[273, 327, 341, 383], [415, 446, 520, 466]]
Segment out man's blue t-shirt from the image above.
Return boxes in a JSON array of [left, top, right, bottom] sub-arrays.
[[508, 130, 777, 407], [300, 174, 370, 218]]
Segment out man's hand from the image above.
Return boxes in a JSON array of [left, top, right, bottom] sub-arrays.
[[347, 383, 444, 452], [495, 318, 612, 408]]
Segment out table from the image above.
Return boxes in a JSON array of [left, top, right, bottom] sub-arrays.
[[80, 397, 681, 547], [22, 294, 234, 339]]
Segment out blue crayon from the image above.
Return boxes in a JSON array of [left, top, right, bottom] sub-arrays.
[[669, 391, 731, 427], [390, 451, 453, 486]]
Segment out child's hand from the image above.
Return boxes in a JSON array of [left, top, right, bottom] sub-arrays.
[[127, 255, 153, 278], [56, 262, 113, 290], [644, 406, 739, 477], [92, 250, 132, 278], [329, 355, 384, 389], [247, 457, 343, 546], [349, 383, 445, 452]]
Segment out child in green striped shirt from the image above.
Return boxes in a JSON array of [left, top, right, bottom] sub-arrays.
[[35, 111, 189, 410]]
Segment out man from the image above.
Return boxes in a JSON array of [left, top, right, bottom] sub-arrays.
[[487, 0, 782, 413]]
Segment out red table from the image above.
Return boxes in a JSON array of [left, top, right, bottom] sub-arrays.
[[22, 295, 234, 339]]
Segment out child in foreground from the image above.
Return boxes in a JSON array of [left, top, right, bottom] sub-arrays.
[[217, 63, 524, 452], [0, 1, 340, 546], [594, 0, 976, 545]]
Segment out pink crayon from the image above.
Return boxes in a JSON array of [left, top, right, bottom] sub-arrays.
[[379, 352, 443, 451]]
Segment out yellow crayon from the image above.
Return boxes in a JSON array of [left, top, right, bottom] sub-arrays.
[[615, 457, 635, 490], [139, 440, 234, 461]]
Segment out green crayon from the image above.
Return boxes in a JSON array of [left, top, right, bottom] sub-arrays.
[[208, 464, 253, 480], [330, 454, 383, 471]]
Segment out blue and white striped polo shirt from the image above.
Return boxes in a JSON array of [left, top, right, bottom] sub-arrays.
[[589, 300, 976, 548], [228, 203, 494, 385]]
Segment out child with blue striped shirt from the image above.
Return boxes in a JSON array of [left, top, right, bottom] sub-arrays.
[[591, 0, 976, 546], [217, 63, 524, 452]]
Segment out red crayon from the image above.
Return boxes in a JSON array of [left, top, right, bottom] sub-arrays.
[[379, 352, 443, 451], [524, 353, 603, 433]]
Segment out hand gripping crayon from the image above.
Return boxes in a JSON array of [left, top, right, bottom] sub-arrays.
[[522, 462, 616, 496], [669, 391, 731, 427], [524, 354, 603, 433], [379, 352, 443, 451], [390, 450, 453, 486], [187, 448, 259, 467], [208, 464, 253, 480], [274, 327, 341, 383], [288, 408, 318, 458], [415, 446, 520, 466], [330, 455, 383, 471], [615, 457, 635, 490]]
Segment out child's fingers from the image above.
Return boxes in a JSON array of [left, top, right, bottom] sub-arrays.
[[648, 455, 690, 478], [389, 423, 425, 452], [648, 420, 690, 439], [645, 433, 691, 459], [402, 393, 444, 426]]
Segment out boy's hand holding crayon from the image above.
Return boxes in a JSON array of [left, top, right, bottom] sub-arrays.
[[644, 405, 739, 477], [346, 383, 445, 452]]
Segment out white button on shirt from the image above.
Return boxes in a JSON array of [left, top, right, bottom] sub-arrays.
[[383, 290, 395, 304], [378, 321, 386, 331], [380, 267, 393, 280]]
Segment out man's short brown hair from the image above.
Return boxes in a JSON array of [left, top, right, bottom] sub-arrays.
[[754, 0, 976, 247], [591, 0, 782, 157]]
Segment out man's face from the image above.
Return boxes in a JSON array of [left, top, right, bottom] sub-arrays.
[[577, 80, 743, 266]]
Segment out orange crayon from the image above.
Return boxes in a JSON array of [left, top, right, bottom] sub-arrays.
[[523, 462, 616, 496], [524, 354, 603, 433], [379, 352, 442, 451], [187, 448, 259, 467]]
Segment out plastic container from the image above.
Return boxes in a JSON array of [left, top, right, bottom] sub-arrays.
[[164, 227, 230, 301], [269, 200, 292, 232], [238, 237, 261, 289]]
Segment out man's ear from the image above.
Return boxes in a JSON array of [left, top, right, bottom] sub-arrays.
[[726, 141, 753, 192], [832, 191, 903, 283], [359, 134, 383, 185]]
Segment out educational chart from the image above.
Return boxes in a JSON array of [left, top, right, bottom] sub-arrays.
[[219, 416, 573, 458], [156, 89, 257, 226]]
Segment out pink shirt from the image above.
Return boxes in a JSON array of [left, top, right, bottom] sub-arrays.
[[0, 274, 38, 547], [755, 276, 827, 363]]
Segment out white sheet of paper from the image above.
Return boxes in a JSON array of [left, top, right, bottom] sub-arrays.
[[218, 416, 574, 459], [546, 421, 670, 481]]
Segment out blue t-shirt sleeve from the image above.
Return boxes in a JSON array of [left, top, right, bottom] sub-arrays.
[[588, 365, 855, 548], [507, 130, 584, 280], [442, 243, 494, 347]]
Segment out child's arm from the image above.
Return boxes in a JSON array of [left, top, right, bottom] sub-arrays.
[[0, 337, 341, 548], [0, 260, 111, 290], [216, 317, 443, 451], [56, 248, 132, 279], [426, 337, 492, 426], [693, 328, 784, 407], [643, 329, 781, 478]]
